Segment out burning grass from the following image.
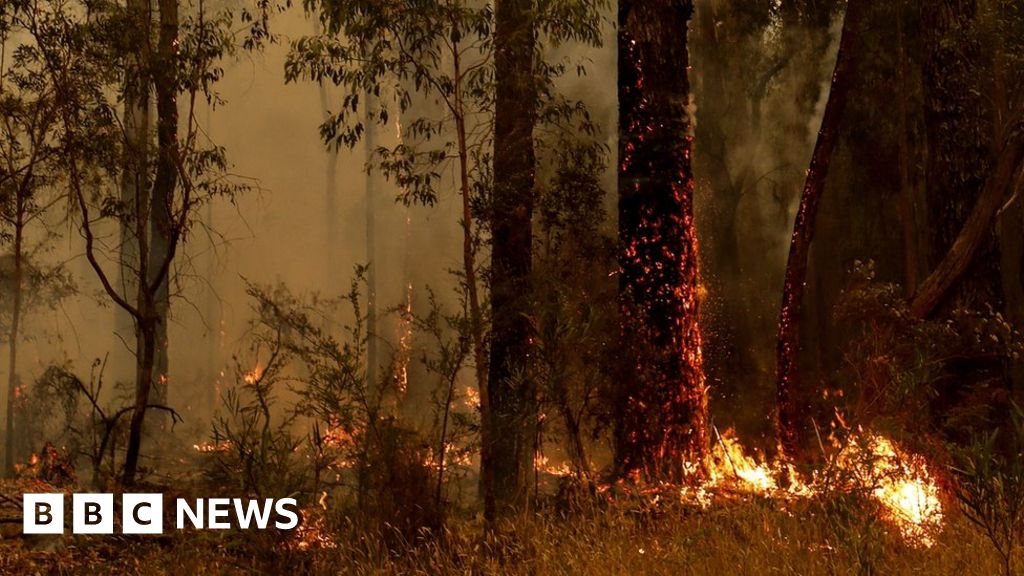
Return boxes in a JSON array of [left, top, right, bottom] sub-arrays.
[[0, 495, 1005, 575], [704, 429, 943, 546]]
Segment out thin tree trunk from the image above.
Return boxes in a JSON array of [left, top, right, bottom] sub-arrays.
[[123, 318, 157, 485], [450, 32, 490, 521], [5, 193, 25, 476], [118, 0, 150, 361], [146, 0, 178, 430], [316, 20, 340, 290], [776, 0, 862, 461], [896, 11, 920, 298], [487, 0, 537, 518], [364, 91, 378, 394], [616, 0, 708, 483]]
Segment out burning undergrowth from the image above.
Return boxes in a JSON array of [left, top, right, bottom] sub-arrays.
[[702, 427, 943, 546]]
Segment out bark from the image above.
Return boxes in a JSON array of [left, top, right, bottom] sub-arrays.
[[117, 0, 150, 363], [616, 0, 708, 483], [364, 91, 378, 395], [145, 0, 177, 428], [910, 134, 1024, 318], [448, 28, 490, 520], [123, 0, 178, 484], [486, 0, 537, 518], [5, 181, 25, 476], [775, 0, 862, 461]]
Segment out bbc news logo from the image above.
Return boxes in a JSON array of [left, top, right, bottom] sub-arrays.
[[23, 494, 299, 534]]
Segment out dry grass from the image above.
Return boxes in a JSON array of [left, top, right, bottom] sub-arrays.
[[0, 494, 1010, 575]]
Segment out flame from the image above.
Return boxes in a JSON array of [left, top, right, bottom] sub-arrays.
[[394, 281, 413, 396], [243, 365, 263, 385], [534, 454, 573, 477], [697, 428, 942, 546], [424, 442, 472, 470], [291, 509, 337, 551], [193, 440, 232, 453], [463, 386, 480, 410], [841, 434, 943, 545]]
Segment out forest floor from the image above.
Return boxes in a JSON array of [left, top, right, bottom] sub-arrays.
[[0, 489, 1011, 576]]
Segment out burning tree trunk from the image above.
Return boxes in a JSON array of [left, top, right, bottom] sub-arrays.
[[776, 0, 862, 461], [616, 0, 708, 483], [486, 0, 537, 518]]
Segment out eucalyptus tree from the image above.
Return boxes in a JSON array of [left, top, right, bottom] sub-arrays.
[[287, 0, 603, 515], [0, 38, 74, 474], [6, 0, 248, 484]]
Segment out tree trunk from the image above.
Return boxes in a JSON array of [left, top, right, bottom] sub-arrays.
[[123, 317, 157, 485], [920, 0, 1001, 314], [449, 30, 490, 520], [316, 21, 340, 291], [616, 0, 708, 483], [486, 0, 537, 518], [776, 0, 862, 461], [364, 91, 378, 394], [117, 0, 150, 365], [143, 0, 177, 432], [5, 192, 25, 476], [145, 0, 178, 432], [124, 0, 178, 483]]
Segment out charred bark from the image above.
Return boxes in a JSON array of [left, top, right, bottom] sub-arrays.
[[616, 0, 708, 483], [486, 0, 537, 518], [775, 0, 862, 462]]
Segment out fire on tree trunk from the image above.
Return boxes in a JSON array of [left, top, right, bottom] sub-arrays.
[[616, 0, 708, 484]]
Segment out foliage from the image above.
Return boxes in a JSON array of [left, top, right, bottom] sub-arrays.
[[952, 403, 1024, 576], [833, 261, 1024, 445], [533, 140, 617, 480], [204, 273, 446, 536]]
